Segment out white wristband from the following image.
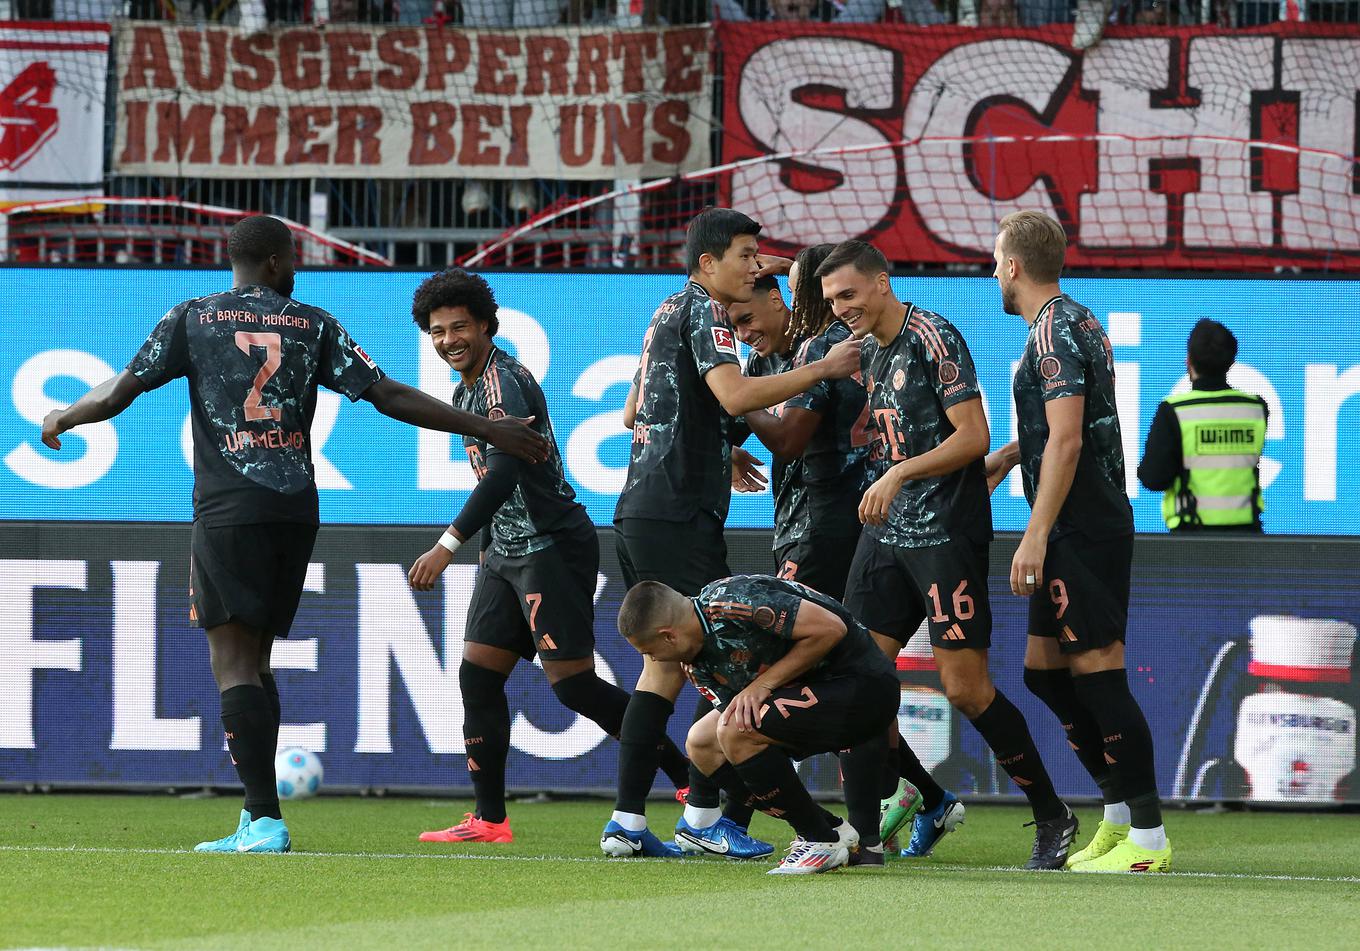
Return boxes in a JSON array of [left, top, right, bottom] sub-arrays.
[[437, 531, 463, 554]]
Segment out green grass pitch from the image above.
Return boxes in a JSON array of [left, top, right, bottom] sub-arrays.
[[2, 794, 1357, 950]]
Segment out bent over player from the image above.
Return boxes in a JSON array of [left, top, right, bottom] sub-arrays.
[[990, 210, 1171, 872], [604, 208, 860, 859], [818, 240, 1076, 869], [405, 269, 687, 843], [618, 576, 900, 875], [41, 217, 548, 854]]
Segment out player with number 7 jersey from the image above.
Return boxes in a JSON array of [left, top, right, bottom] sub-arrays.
[[39, 216, 550, 858], [402, 267, 693, 848], [817, 240, 1075, 870]]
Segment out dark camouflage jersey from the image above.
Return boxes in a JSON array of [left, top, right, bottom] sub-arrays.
[[1013, 295, 1134, 539], [789, 321, 873, 538], [858, 305, 992, 549], [615, 280, 741, 525], [743, 345, 808, 550], [684, 574, 894, 712], [454, 346, 589, 557], [126, 284, 383, 527]]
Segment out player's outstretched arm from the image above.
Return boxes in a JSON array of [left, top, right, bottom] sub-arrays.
[[1012, 396, 1083, 597], [722, 601, 847, 733], [41, 370, 145, 449], [704, 339, 860, 417], [362, 377, 550, 462], [742, 406, 822, 461], [860, 397, 990, 525], [754, 254, 794, 279], [409, 454, 520, 591], [730, 445, 768, 493], [985, 440, 1020, 494]]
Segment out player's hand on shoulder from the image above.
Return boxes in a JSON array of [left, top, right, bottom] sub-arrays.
[[408, 544, 455, 591], [818, 336, 862, 381], [730, 445, 768, 493], [859, 468, 904, 526], [41, 409, 68, 450], [754, 254, 794, 279], [721, 683, 773, 733], [486, 415, 551, 463]]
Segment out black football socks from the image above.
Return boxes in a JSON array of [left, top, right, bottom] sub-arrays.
[[1024, 666, 1121, 804], [459, 662, 512, 824], [969, 690, 1065, 822], [220, 684, 281, 821], [1072, 669, 1162, 829], [733, 748, 837, 843]]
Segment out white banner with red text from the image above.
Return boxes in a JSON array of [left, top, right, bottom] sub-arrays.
[[718, 23, 1360, 272], [113, 23, 711, 180]]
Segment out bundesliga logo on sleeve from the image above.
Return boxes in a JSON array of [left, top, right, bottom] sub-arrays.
[[712, 326, 737, 355], [354, 344, 378, 369]]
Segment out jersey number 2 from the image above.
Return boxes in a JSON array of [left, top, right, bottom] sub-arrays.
[[235, 331, 283, 421]]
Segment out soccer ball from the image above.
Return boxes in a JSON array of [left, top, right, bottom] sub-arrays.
[[275, 747, 324, 800]]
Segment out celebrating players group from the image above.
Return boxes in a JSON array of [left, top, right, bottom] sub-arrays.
[[42, 208, 1171, 875]]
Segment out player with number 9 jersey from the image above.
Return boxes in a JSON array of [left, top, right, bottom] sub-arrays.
[[816, 240, 1073, 870]]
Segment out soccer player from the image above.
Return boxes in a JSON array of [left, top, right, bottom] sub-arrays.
[[39, 216, 549, 854], [818, 240, 1077, 870], [404, 269, 688, 844], [729, 274, 811, 581], [735, 244, 871, 600], [604, 208, 861, 859], [617, 575, 900, 875], [989, 210, 1172, 872]]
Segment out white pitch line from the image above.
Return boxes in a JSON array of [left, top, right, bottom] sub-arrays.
[[914, 862, 1360, 885], [0, 845, 632, 866], [2, 845, 1358, 884]]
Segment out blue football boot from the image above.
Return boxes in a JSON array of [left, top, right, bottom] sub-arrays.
[[901, 792, 965, 858], [674, 816, 774, 859], [194, 810, 291, 854], [600, 820, 683, 857]]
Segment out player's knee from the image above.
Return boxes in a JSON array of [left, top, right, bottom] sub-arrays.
[[459, 660, 509, 707], [550, 669, 608, 715], [206, 628, 262, 689], [686, 716, 720, 760], [1023, 665, 1062, 706], [941, 675, 992, 719], [635, 657, 686, 700], [714, 719, 761, 760]]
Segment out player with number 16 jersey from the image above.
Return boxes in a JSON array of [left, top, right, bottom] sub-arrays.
[[817, 240, 1073, 871]]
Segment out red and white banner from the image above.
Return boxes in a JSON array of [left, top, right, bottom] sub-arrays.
[[0, 22, 108, 196], [719, 24, 1360, 270], [113, 23, 711, 180]]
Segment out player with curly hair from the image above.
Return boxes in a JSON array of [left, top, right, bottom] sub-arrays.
[[406, 268, 689, 845]]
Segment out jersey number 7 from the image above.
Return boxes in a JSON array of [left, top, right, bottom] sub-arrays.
[[235, 331, 283, 422]]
